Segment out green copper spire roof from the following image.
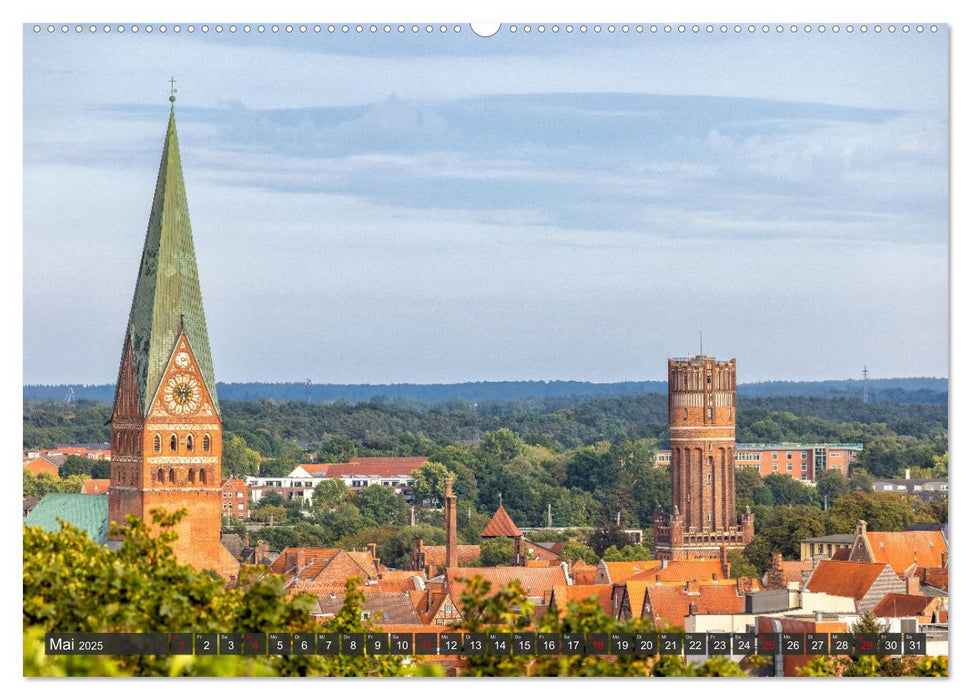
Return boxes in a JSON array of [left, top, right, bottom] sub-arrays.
[[119, 103, 220, 416]]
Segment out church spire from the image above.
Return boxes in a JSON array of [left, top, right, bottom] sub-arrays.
[[116, 95, 219, 417]]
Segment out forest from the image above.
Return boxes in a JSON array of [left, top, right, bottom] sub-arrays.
[[24, 391, 948, 576], [24, 375, 946, 405]]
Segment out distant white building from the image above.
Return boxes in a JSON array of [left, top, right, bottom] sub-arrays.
[[246, 456, 428, 505]]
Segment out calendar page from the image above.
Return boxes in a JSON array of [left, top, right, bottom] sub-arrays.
[[21, 15, 948, 680]]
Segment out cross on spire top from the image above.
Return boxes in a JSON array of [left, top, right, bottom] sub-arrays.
[[168, 76, 178, 103]]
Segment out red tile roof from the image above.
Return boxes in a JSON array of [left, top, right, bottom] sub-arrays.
[[775, 560, 814, 587], [571, 562, 597, 585], [597, 560, 663, 584], [269, 547, 379, 590], [481, 506, 522, 538], [269, 547, 341, 576], [81, 478, 110, 494], [805, 560, 890, 601], [221, 478, 248, 492], [623, 581, 650, 619], [380, 569, 426, 580], [446, 566, 567, 613], [422, 545, 481, 573], [628, 559, 725, 584], [24, 457, 59, 477], [864, 531, 948, 575], [872, 593, 938, 619], [524, 541, 560, 561], [313, 589, 422, 624], [916, 565, 948, 592], [302, 457, 429, 479], [643, 585, 746, 629], [550, 584, 614, 619]]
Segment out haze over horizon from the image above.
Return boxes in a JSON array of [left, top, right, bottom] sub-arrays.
[[23, 27, 948, 386]]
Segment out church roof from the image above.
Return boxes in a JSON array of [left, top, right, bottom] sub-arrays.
[[25, 493, 109, 544], [481, 506, 522, 538], [116, 103, 219, 417]]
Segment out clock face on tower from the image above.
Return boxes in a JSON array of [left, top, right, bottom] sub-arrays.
[[163, 373, 201, 415]]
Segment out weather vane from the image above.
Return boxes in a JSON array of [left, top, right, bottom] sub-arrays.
[[168, 76, 178, 103]]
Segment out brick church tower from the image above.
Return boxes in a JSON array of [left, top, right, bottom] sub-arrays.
[[108, 95, 239, 581], [654, 355, 754, 561]]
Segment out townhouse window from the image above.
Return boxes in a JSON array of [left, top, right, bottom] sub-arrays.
[[786, 464, 792, 471], [772, 463, 778, 472]]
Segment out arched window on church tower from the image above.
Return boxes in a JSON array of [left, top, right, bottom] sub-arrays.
[[203, 434, 211, 452], [154, 434, 161, 453], [186, 434, 194, 452], [157, 468, 164, 483], [169, 468, 176, 484], [188, 469, 196, 484], [200, 468, 207, 485], [170, 434, 178, 452]]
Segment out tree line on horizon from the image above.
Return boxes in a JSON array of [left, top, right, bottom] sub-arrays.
[[23, 375, 947, 405]]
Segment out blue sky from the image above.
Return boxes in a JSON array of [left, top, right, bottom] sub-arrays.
[[22, 25, 948, 385]]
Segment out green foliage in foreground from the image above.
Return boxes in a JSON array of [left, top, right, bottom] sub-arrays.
[[24, 511, 945, 677]]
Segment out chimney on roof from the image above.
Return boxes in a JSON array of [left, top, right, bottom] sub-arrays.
[[720, 545, 730, 578], [856, 519, 868, 536], [255, 539, 269, 565], [688, 602, 698, 616], [444, 478, 458, 570], [906, 576, 921, 596]]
